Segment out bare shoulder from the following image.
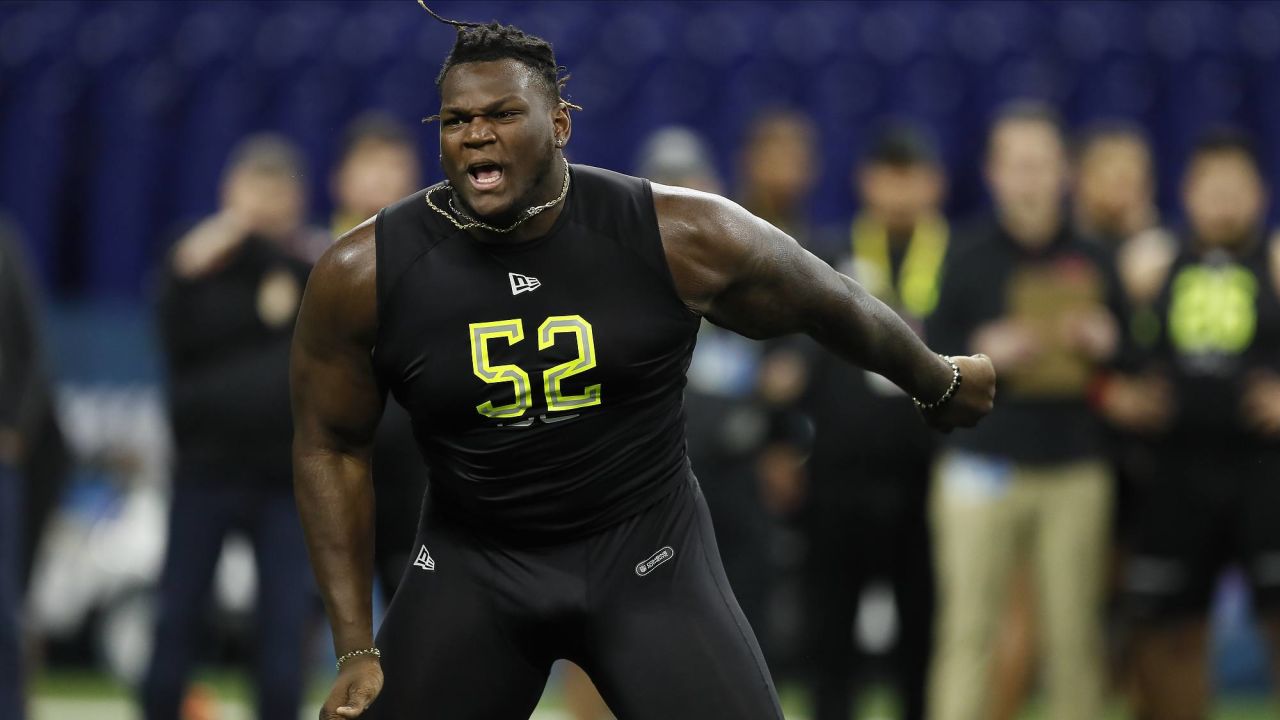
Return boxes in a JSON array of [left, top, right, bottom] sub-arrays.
[[316, 216, 376, 286], [301, 216, 378, 342], [651, 182, 763, 247], [651, 183, 770, 313]]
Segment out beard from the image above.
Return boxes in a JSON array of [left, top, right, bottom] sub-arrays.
[[452, 145, 558, 227]]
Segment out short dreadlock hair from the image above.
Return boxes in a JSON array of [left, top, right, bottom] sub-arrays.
[[421, 4, 579, 112]]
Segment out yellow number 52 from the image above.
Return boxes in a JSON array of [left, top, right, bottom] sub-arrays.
[[468, 314, 601, 419]]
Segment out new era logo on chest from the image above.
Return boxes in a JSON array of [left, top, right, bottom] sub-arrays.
[[509, 272, 541, 295]]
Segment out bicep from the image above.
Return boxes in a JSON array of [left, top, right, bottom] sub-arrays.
[[290, 229, 384, 457], [707, 236, 853, 340], [658, 186, 851, 339], [290, 317, 384, 455]]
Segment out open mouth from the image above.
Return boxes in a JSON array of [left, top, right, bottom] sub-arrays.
[[467, 162, 504, 191]]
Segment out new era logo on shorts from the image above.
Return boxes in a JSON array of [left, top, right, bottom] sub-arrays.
[[509, 272, 541, 295], [414, 545, 435, 571], [635, 546, 674, 576]]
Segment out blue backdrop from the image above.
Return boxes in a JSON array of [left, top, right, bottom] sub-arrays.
[[3, 0, 1280, 299]]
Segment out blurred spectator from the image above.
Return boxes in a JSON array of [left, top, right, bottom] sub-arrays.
[[1074, 120, 1176, 359], [16, 385, 69, 594], [927, 102, 1124, 720], [329, 113, 429, 604], [636, 126, 724, 196], [0, 221, 70, 596], [330, 112, 423, 242], [735, 107, 823, 421], [1064, 121, 1167, 716], [1074, 123, 1159, 249], [986, 121, 1164, 720], [738, 109, 819, 246], [0, 213, 48, 720], [799, 122, 947, 720], [142, 135, 318, 720], [738, 114, 824, 671], [1121, 129, 1280, 720], [1072, 120, 1173, 336], [733, 111, 824, 678]]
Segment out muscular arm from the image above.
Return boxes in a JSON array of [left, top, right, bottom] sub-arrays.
[[290, 218, 385, 659], [656, 184, 957, 406]]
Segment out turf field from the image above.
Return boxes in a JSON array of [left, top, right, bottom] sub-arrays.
[[29, 670, 1279, 719]]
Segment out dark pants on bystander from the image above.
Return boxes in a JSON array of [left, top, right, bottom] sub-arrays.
[[804, 470, 934, 720], [141, 474, 313, 720], [0, 462, 25, 720]]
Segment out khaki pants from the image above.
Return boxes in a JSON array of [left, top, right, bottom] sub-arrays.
[[927, 452, 1111, 720]]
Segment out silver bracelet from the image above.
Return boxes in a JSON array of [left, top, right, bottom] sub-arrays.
[[913, 354, 962, 411], [336, 646, 381, 670]]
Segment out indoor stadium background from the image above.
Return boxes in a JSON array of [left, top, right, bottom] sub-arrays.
[[2, 1, 1279, 718]]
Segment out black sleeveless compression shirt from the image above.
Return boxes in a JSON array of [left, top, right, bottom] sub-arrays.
[[372, 164, 701, 540]]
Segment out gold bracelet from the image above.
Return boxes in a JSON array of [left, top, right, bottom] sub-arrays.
[[336, 646, 381, 671]]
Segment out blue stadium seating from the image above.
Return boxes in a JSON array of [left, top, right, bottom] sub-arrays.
[[0, 1, 1275, 298]]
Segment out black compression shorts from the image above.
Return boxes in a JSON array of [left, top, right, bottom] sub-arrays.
[[1124, 448, 1280, 621], [363, 473, 783, 719]]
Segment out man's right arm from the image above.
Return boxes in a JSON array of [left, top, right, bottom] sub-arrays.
[[290, 218, 387, 718]]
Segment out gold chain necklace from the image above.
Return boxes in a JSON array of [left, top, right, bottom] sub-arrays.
[[425, 159, 570, 234]]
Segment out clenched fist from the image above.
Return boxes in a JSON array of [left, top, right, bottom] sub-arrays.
[[321, 655, 384, 719], [920, 354, 997, 432]]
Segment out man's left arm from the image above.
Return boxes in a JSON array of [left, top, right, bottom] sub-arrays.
[[654, 184, 994, 430]]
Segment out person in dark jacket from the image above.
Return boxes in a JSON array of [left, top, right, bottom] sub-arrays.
[[0, 212, 48, 720], [141, 135, 318, 720]]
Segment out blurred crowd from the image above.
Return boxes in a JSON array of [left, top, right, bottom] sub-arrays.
[[632, 103, 1280, 720], [2, 74, 1280, 720]]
